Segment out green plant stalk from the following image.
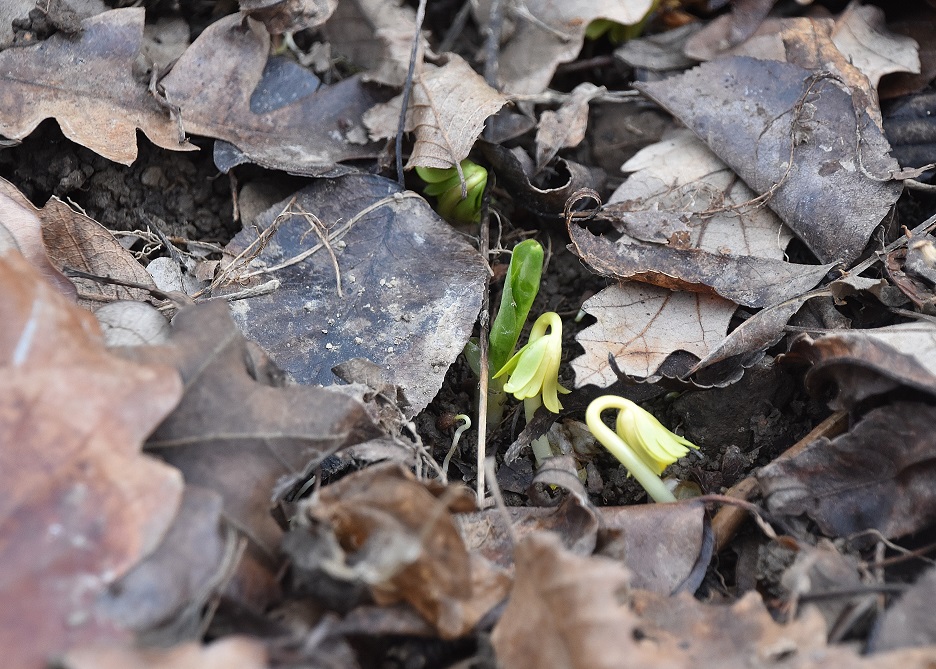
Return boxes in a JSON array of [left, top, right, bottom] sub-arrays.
[[585, 396, 676, 503], [489, 239, 544, 373], [486, 240, 543, 425], [462, 240, 544, 426], [524, 395, 553, 465]]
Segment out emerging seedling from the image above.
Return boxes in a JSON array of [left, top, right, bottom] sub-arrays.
[[494, 311, 570, 464], [465, 239, 544, 426], [416, 159, 488, 223], [585, 395, 697, 503]]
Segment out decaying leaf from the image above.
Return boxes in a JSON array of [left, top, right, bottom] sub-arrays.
[[0, 177, 76, 300], [117, 301, 382, 555], [458, 497, 709, 595], [95, 486, 229, 640], [871, 565, 936, 652], [0, 244, 184, 669], [495, 531, 936, 669], [570, 125, 817, 385], [321, 0, 425, 87], [40, 197, 158, 307], [240, 0, 337, 34], [160, 14, 384, 176], [638, 56, 903, 264], [474, 0, 655, 94], [831, 3, 920, 91], [683, 0, 776, 61], [607, 129, 793, 256], [0, 8, 192, 164], [289, 464, 508, 638], [480, 141, 600, 218], [535, 83, 602, 172], [759, 402, 936, 540], [364, 55, 508, 170], [61, 637, 268, 669], [572, 283, 736, 385], [789, 323, 936, 409], [568, 222, 831, 309], [221, 175, 487, 416]]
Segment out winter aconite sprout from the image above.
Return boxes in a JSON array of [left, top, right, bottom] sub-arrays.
[[585, 395, 697, 503], [494, 312, 570, 464], [416, 159, 488, 223]]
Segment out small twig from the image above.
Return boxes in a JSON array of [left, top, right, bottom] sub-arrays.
[[396, 0, 428, 186], [484, 456, 517, 544]]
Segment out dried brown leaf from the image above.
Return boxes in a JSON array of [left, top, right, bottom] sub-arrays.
[[637, 56, 902, 264], [161, 14, 383, 176], [239, 0, 337, 34], [683, 0, 776, 60], [117, 301, 382, 555], [759, 402, 936, 540], [292, 464, 506, 639], [0, 247, 184, 669], [40, 197, 157, 307], [0, 8, 192, 164], [474, 0, 655, 94], [222, 175, 488, 417], [609, 129, 792, 256], [491, 532, 642, 669], [790, 323, 936, 409], [572, 283, 736, 385], [831, 4, 920, 90], [458, 499, 708, 594], [364, 55, 508, 170], [568, 222, 831, 309], [0, 177, 76, 300], [492, 533, 936, 669], [321, 0, 424, 87], [535, 83, 601, 172]]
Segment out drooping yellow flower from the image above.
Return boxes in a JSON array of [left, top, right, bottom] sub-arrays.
[[614, 398, 697, 475], [493, 311, 570, 413], [586, 395, 698, 503]]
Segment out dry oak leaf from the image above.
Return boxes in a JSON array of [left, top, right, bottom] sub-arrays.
[[117, 301, 382, 556], [473, 0, 655, 94], [160, 13, 383, 176], [0, 176, 76, 300], [572, 282, 736, 386], [0, 246, 184, 669], [364, 54, 508, 170], [0, 8, 193, 164]]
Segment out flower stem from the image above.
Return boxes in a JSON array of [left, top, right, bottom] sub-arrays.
[[585, 396, 676, 503], [524, 395, 552, 466]]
